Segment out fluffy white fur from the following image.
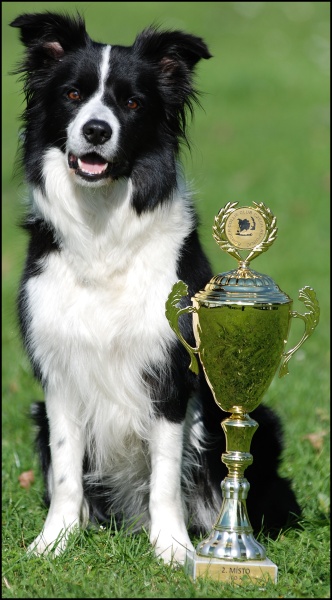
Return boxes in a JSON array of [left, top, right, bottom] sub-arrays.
[[11, 13, 301, 566], [26, 146, 196, 562]]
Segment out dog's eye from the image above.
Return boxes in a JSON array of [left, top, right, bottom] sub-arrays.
[[126, 98, 140, 110], [67, 90, 81, 101]]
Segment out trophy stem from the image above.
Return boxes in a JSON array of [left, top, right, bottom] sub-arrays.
[[196, 412, 266, 561]]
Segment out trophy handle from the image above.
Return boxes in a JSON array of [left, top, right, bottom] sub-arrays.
[[165, 281, 200, 375], [279, 286, 320, 378]]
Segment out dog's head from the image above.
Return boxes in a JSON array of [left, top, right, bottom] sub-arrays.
[[11, 12, 211, 198]]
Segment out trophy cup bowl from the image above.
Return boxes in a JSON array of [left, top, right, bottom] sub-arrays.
[[165, 202, 319, 583]]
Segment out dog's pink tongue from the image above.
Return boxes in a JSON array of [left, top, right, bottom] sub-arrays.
[[78, 157, 107, 174]]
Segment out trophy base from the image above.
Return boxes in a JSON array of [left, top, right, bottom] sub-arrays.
[[185, 550, 278, 584]]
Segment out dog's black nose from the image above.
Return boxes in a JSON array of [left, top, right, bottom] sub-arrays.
[[83, 119, 112, 145]]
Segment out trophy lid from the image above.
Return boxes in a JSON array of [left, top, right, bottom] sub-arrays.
[[194, 266, 292, 306], [194, 202, 292, 306]]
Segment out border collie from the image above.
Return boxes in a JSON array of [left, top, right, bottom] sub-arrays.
[[11, 12, 300, 563]]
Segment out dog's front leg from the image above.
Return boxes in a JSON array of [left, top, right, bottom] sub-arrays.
[[28, 392, 85, 556], [149, 417, 194, 564]]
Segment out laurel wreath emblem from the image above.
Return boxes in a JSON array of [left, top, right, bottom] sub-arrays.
[[213, 201, 278, 264]]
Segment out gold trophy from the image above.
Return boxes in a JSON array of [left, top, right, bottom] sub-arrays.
[[165, 202, 319, 584]]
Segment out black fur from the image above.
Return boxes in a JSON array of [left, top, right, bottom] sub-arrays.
[[12, 12, 301, 557]]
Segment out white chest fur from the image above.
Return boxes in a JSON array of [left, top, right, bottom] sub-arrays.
[[25, 150, 194, 466]]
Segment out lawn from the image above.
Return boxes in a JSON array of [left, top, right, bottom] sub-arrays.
[[2, 2, 330, 598]]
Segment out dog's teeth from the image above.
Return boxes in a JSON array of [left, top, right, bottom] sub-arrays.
[[77, 158, 108, 175]]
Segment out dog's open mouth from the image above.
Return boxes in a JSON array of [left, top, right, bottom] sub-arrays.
[[68, 152, 117, 181]]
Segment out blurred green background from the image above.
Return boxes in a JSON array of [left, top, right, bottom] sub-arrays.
[[2, 1, 329, 450], [2, 1, 330, 315], [2, 0, 330, 477], [1, 3, 330, 597]]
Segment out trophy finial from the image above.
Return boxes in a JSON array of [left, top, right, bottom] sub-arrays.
[[213, 202, 278, 267]]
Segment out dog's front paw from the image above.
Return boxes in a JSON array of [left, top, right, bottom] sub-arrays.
[[27, 519, 79, 557], [151, 529, 194, 565]]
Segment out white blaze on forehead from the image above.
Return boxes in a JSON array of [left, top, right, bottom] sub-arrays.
[[66, 44, 120, 159], [99, 45, 112, 94]]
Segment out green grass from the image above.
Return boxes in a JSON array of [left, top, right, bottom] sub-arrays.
[[2, 1, 330, 598]]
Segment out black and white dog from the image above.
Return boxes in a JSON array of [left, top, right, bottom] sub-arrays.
[[11, 12, 300, 563]]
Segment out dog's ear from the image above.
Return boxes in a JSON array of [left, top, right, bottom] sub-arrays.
[[133, 27, 212, 111], [133, 28, 212, 142], [10, 12, 88, 61], [134, 27, 212, 72]]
